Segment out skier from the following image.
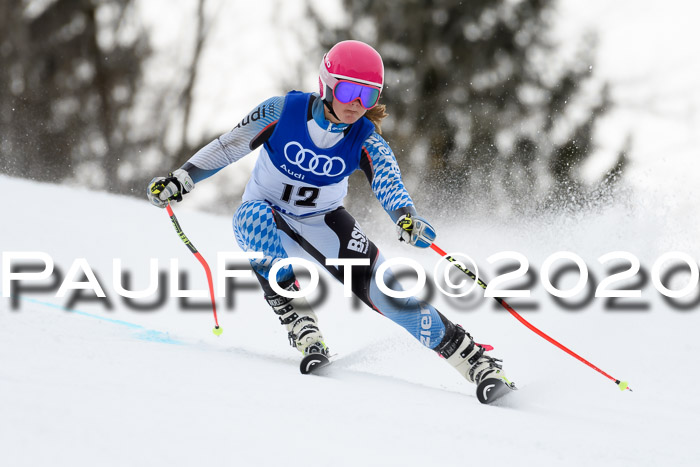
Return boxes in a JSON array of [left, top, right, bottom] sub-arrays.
[[148, 40, 510, 390]]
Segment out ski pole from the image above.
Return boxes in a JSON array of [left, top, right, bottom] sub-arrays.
[[430, 243, 631, 391], [165, 203, 222, 336]]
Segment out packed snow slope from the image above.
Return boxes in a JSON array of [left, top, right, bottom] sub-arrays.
[[1, 174, 698, 467]]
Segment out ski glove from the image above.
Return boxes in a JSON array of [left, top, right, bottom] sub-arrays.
[[147, 169, 194, 208], [396, 213, 436, 249]]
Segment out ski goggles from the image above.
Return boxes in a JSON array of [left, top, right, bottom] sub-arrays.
[[332, 80, 381, 109]]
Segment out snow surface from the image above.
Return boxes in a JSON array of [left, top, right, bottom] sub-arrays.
[[1, 174, 699, 466]]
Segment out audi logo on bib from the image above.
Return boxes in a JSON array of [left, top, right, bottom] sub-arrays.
[[284, 141, 346, 177]]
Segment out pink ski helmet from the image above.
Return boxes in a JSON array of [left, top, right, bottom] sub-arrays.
[[319, 40, 384, 109]]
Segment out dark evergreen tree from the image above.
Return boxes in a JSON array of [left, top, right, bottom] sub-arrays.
[[306, 0, 626, 215], [0, 0, 151, 193]]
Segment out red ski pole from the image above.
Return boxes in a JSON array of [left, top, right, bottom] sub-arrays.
[[166, 203, 222, 336], [430, 242, 631, 391]]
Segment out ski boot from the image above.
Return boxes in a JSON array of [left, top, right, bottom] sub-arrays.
[[436, 323, 511, 386], [264, 283, 329, 358]]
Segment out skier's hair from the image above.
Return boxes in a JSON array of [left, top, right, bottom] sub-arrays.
[[365, 103, 388, 134]]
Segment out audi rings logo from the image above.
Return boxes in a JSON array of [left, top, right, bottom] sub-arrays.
[[284, 141, 346, 177]]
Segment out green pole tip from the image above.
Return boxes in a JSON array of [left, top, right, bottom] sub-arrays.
[[618, 381, 629, 391], [213, 326, 223, 336]]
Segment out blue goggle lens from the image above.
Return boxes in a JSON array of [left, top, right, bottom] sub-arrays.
[[333, 81, 380, 109]]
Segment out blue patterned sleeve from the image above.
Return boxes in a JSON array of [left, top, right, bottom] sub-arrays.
[[361, 133, 417, 222], [181, 96, 284, 183]]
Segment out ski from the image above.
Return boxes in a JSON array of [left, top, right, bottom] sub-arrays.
[[299, 353, 331, 374], [476, 377, 517, 404]]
